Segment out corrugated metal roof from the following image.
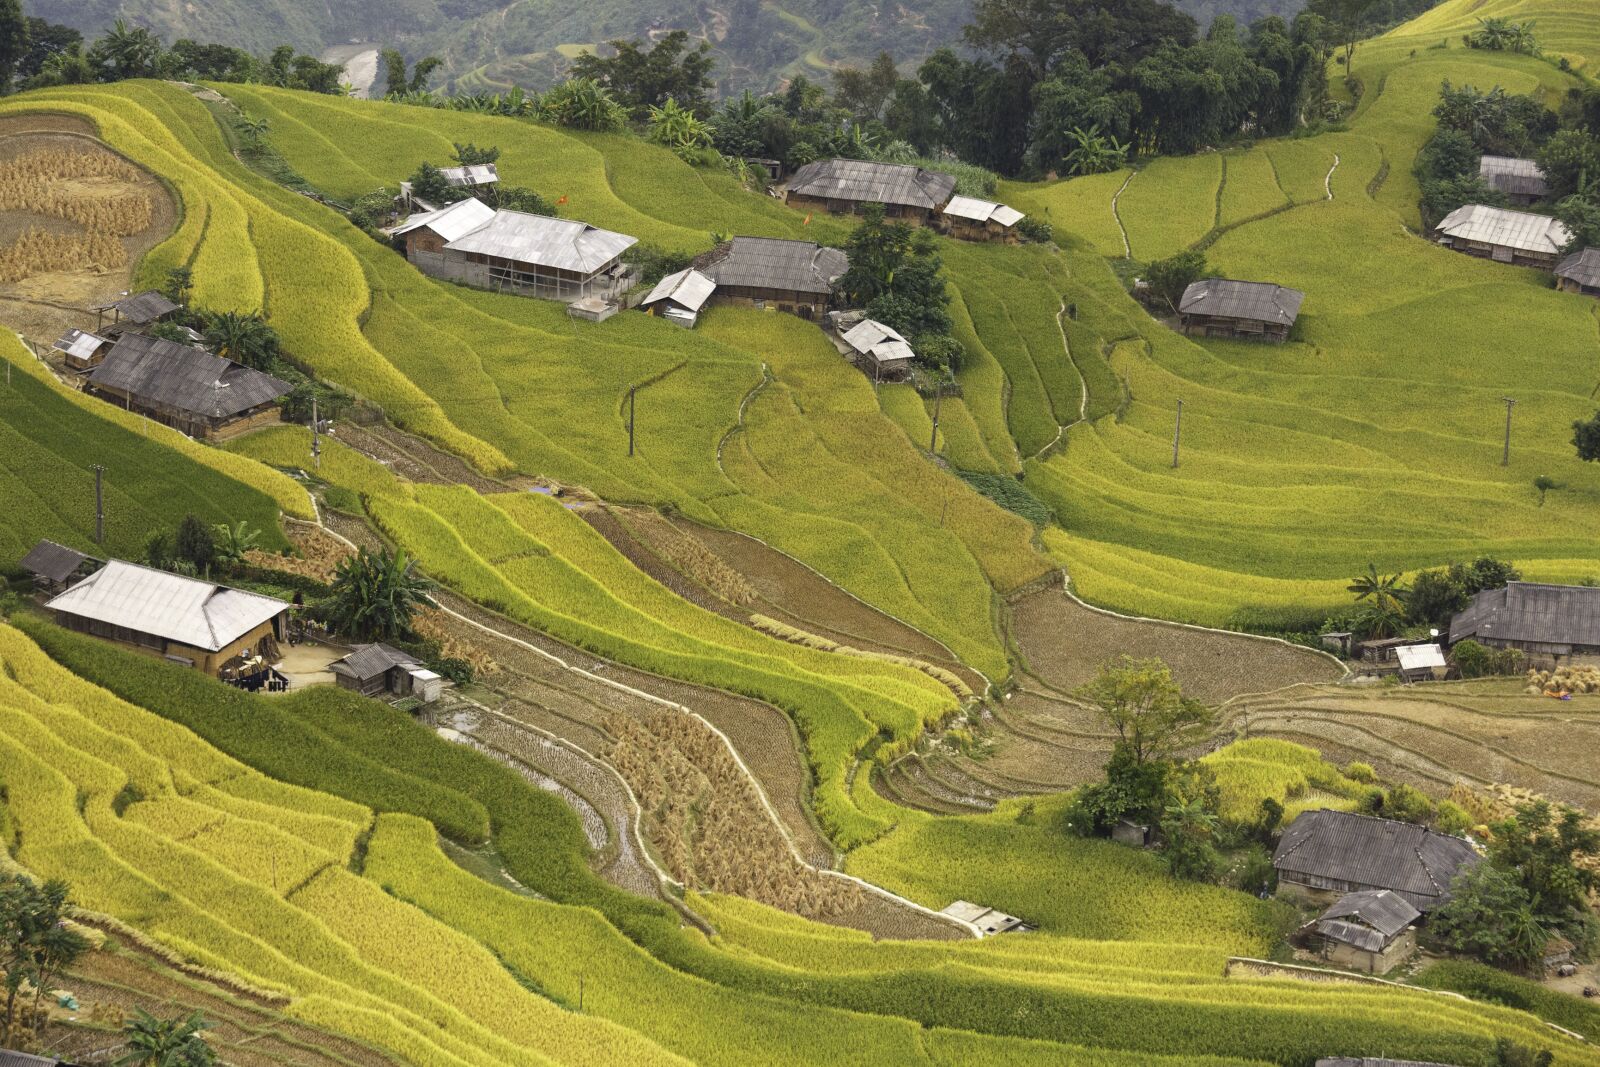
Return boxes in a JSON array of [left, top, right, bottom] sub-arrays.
[[19, 539, 92, 583], [0, 1052, 67, 1067], [392, 197, 498, 242], [440, 163, 499, 186], [93, 290, 179, 324], [1436, 204, 1571, 254], [1395, 644, 1446, 671], [46, 559, 288, 652], [1478, 155, 1547, 198], [1179, 278, 1304, 326], [444, 209, 636, 274], [841, 318, 915, 364], [1318, 889, 1419, 940], [330, 642, 418, 680], [787, 158, 958, 210], [1449, 581, 1600, 648], [1316, 1060, 1466, 1067], [697, 237, 849, 295], [942, 195, 1025, 227], [51, 328, 109, 361], [1557, 247, 1600, 289], [89, 334, 288, 419], [641, 268, 717, 312], [1273, 809, 1479, 910]]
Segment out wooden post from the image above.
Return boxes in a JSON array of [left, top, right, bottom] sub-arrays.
[[628, 387, 636, 457], [311, 396, 321, 471], [92, 465, 105, 544], [1501, 396, 1516, 467], [1171, 398, 1183, 469], [930, 387, 942, 453]]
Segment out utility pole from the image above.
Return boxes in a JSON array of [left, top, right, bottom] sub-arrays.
[[92, 464, 105, 544], [311, 396, 321, 471], [1170, 398, 1183, 469], [930, 386, 942, 453], [1500, 396, 1516, 467], [628, 387, 637, 457]]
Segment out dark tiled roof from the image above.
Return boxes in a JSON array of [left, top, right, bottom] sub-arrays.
[[696, 237, 848, 295], [1273, 809, 1479, 910], [787, 158, 958, 210], [1314, 889, 1420, 951], [89, 334, 288, 419], [1449, 581, 1600, 650], [1316, 1060, 1467, 1067], [95, 290, 180, 324], [18, 539, 92, 583], [0, 1052, 71, 1067], [331, 642, 419, 681], [1179, 278, 1304, 326], [1557, 247, 1600, 289]]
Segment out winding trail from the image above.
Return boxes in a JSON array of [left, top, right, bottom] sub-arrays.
[[1324, 153, 1341, 200], [1027, 298, 1088, 461], [1110, 170, 1135, 258]]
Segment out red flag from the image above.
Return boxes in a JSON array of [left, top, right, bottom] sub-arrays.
[[802, 213, 812, 226], [557, 194, 569, 206]]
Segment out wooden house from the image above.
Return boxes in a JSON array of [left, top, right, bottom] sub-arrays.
[[939, 196, 1025, 243], [784, 159, 957, 225], [93, 290, 180, 333], [1394, 643, 1447, 683], [1556, 247, 1600, 297], [440, 163, 499, 191], [17, 539, 99, 594], [840, 317, 916, 379], [1178, 279, 1304, 342], [1272, 809, 1479, 912], [1434, 204, 1571, 267], [1305, 889, 1420, 975], [1478, 155, 1547, 205], [694, 237, 848, 320], [639, 267, 716, 327], [1449, 581, 1600, 660], [86, 333, 288, 440], [45, 559, 289, 675], [51, 328, 113, 371], [394, 197, 637, 301], [330, 643, 444, 702]]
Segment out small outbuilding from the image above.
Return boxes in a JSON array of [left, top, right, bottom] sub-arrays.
[[840, 318, 916, 379], [639, 267, 717, 327], [1434, 204, 1571, 267], [939, 899, 1034, 936], [1316, 1060, 1466, 1067], [1307, 889, 1420, 975], [1394, 643, 1447, 683], [1355, 635, 1431, 666], [1178, 278, 1304, 342], [86, 333, 289, 440], [784, 158, 958, 225], [1556, 247, 1600, 297], [51, 328, 113, 371], [939, 196, 1025, 243], [93, 290, 181, 332], [1478, 155, 1547, 205], [45, 559, 289, 675], [566, 295, 618, 323], [1449, 581, 1600, 659], [17, 539, 99, 594], [695, 237, 849, 320], [1273, 808, 1479, 912], [330, 643, 444, 702], [440, 163, 499, 190]]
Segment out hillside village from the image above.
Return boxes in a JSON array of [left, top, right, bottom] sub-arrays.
[[4, 1, 1600, 1066]]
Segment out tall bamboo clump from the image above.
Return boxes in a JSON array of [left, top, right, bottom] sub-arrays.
[[605, 707, 863, 919], [0, 148, 154, 282]]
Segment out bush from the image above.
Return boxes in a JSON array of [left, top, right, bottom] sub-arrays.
[[1017, 216, 1053, 243], [1343, 761, 1375, 783], [1452, 639, 1524, 678]]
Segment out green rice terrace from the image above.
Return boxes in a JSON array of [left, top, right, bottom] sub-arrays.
[[4, 0, 1600, 1062]]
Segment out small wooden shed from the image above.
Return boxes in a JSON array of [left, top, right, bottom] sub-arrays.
[[330, 643, 444, 702], [1478, 155, 1547, 205], [694, 237, 848, 320], [1307, 889, 1420, 975], [1178, 279, 1304, 342], [18, 539, 99, 594], [1556, 247, 1600, 297], [51, 328, 113, 371]]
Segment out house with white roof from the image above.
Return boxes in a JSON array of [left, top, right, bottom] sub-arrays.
[[939, 196, 1026, 243], [841, 318, 916, 378], [639, 268, 716, 327], [1434, 204, 1572, 268], [393, 197, 637, 300], [46, 559, 290, 675]]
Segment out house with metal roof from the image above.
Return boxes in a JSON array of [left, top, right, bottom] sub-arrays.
[[694, 237, 849, 320], [1556, 247, 1600, 297], [939, 195, 1026, 243], [1316, 1060, 1466, 1067], [394, 197, 637, 301], [1434, 204, 1572, 267], [1306, 889, 1421, 974], [18, 539, 100, 594], [46, 559, 290, 674], [330, 642, 444, 702], [1273, 809, 1479, 912], [1394, 643, 1447, 683], [51, 327, 113, 371], [440, 163, 499, 189], [1449, 581, 1600, 659], [784, 158, 959, 224], [1478, 155, 1547, 204], [1178, 278, 1305, 342], [639, 267, 717, 327], [92, 290, 181, 332], [86, 333, 289, 440], [841, 318, 916, 379]]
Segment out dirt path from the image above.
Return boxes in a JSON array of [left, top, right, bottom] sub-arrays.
[[1111, 170, 1135, 258], [1324, 154, 1341, 200]]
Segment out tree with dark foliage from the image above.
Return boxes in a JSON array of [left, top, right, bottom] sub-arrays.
[[570, 31, 716, 119]]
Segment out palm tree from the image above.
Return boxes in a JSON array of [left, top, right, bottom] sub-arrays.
[[115, 1008, 215, 1066], [646, 97, 714, 157], [212, 521, 261, 567], [202, 310, 278, 370], [326, 547, 437, 641], [541, 78, 627, 132], [90, 19, 163, 80]]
